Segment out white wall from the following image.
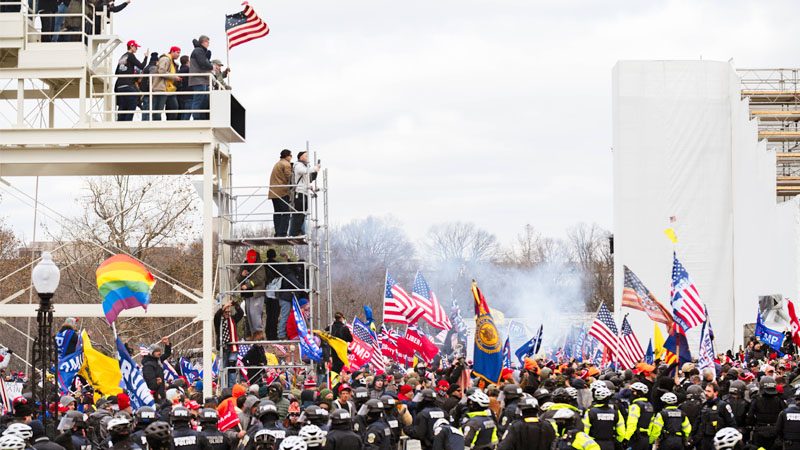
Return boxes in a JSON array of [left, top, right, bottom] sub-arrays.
[[612, 60, 799, 353]]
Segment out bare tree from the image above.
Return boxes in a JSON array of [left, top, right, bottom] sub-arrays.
[[426, 222, 498, 263], [67, 176, 199, 259], [0, 218, 20, 260], [566, 223, 613, 311]]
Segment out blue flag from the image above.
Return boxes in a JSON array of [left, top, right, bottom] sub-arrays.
[[698, 309, 715, 372], [57, 332, 83, 395], [532, 325, 543, 355], [514, 337, 535, 365], [645, 339, 654, 364], [471, 282, 503, 383], [116, 337, 155, 409], [163, 360, 179, 383], [502, 338, 512, 368], [179, 357, 201, 382], [293, 296, 322, 362], [755, 311, 785, 354]]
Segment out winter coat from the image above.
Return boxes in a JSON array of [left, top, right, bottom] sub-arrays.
[[188, 39, 213, 87], [268, 159, 293, 199], [236, 253, 267, 298], [141, 344, 171, 400], [293, 161, 318, 196], [152, 54, 179, 93]]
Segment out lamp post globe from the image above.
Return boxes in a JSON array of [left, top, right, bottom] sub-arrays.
[[32, 251, 60, 299]]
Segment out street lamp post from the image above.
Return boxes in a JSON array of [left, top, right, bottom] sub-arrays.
[[30, 251, 60, 434]]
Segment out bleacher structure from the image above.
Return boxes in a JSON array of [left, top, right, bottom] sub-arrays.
[[739, 68, 800, 198], [0, 2, 330, 396]]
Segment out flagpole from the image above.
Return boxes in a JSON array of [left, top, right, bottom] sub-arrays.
[[226, 35, 231, 87]]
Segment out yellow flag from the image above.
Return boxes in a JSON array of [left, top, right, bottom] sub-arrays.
[[664, 228, 678, 244], [653, 324, 666, 359], [79, 331, 122, 397], [266, 352, 279, 366], [314, 330, 350, 368]]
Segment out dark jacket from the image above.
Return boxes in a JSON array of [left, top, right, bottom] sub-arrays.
[[189, 39, 213, 87], [236, 253, 267, 298], [114, 51, 146, 90], [141, 344, 171, 400], [213, 303, 245, 350], [329, 320, 353, 373], [178, 63, 191, 91], [242, 344, 268, 384]]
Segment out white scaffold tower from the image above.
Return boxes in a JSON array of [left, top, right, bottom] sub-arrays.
[[0, 1, 334, 397]]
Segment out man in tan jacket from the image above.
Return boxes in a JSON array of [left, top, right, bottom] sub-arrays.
[[151, 46, 182, 120], [269, 149, 293, 237]]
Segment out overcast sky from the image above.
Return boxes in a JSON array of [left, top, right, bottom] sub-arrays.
[[1, 0, 791, 245]]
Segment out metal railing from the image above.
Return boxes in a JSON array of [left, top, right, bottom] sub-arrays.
[[0, 0, 103, 44], [88, 72, 228, 122]]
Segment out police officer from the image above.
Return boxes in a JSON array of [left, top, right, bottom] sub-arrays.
[[726, 381, 750, 432], [582, 385, 624, 450], [301, 406, 330, 431], [298, 425, 326, 450], [252, 430, 282, 450], [625, 382, 654, 450], [199, 409, 232, 450], [107, 416, 141, 450], [541, 388, 582, 428], [172, 406, 211, 450], [324, 409, 362, 450], [498, 384, 523, 435], [776, 391, 800, 450], [362, 399, 391, 450], [379, 395, 401, 447], [55, 410, 92, 450], [433, 418, 466, 450], [352, 387, 371, 437], [694, 384, 736, 450], [552, 409, 600, 450], [462, 389, 498, 449], [747, 376, 785, 450], [143, 421, 173, 450], [498, 397, 555, 450], [130, 406, 157, 448], [649, 392, 692, 450], [247, 402, 287, 450], [404, 389, 448, 450]]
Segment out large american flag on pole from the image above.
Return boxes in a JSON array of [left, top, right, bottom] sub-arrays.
[[352, 317, 385, 374], [617, 315, 644, 369], [411, 272, 451, 330], [225, 2, 270, 50], [588, 304, 620, 357], [384, 272, 417, 324], [670, 253, 706, 332], [622, 266, 674, 328]]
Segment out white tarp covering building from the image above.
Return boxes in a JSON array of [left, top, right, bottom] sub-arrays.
[[612, 60, 800, 352]]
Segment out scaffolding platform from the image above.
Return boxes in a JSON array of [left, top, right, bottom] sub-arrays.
[[221, 236, 309, 247]]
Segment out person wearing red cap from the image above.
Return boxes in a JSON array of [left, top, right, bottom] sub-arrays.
[[151, 46, 183, 121], [236, 248, 267, 334], [117, 393, 132, 414], [114, 39, 148, 121]]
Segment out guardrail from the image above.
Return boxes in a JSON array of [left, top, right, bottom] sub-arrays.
[[0, 0, 105, 44], [89, 72, 227, 122]]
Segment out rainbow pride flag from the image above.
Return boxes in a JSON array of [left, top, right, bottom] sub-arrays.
[[96, 255, 155, 325]]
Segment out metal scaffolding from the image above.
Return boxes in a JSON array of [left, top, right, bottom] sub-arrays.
[[738, 68, 800, 198]]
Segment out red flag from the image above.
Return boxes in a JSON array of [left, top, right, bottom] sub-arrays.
[[217, 398, 240, 432], [347, 338, 375, 371], [787, 299, 800, 346], [404, 327, 439, 362]]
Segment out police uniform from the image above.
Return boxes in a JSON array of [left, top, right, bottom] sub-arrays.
[[462, 410, 498, 449], [553, 430, 601, 450], [498, 399, 520, 435], [363, 420, 392, 450], [433, 420, 466, 450], [405, 405, 448, 449], [201, 426, 233, 450], [130, 428, 148, 449], [582, 404, 625, 450], [649, 405, 692, 450], [352, 415, 367, 437], [382, 413, 401, 447], [776, 403, 800, 450], [497, 416, 555, 450], [748, 394, 786, 450], [695, 399, 736, 450], [173, 423, 212, 450], [624, 398, 654, 450], [325, 427, 363, 450]]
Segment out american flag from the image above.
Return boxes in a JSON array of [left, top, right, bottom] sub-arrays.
[[412, 272, 451, 330], [384, 273, 418, 324], [138, 345, 150, 356], [670, 253, 706, 332], [622, 266, 674, 328], [588, 304, 620, 357], [225, 2, 270, 50], [617, 316, 644, 369], [353, 317, 385, 374], [236, 344, 251, 382]]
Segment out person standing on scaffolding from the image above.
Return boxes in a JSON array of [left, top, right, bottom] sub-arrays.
[[237, 249, 267, 336], [288, 151, 320, 237], [269, 150, 293, 238]]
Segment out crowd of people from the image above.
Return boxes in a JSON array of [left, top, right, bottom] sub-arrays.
[[3, 327, 800, 450], [113, 35, 230, 122]]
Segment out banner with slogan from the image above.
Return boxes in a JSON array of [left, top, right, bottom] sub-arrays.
[[116, 337, 155, 409], [755, 310, 785, 354], [347, 338, 375, 370], [57, 333, 84, 395]]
